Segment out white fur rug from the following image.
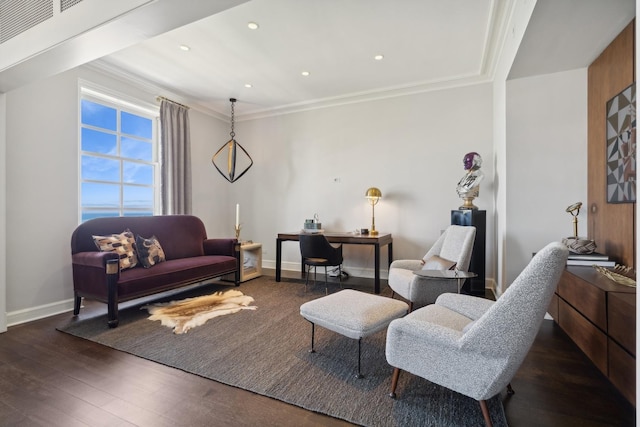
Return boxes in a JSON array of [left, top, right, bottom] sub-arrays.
[[142, 289, 256, 334]]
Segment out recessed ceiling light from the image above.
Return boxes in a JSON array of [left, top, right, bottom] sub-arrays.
[[247, 22, 259, 30], [301, 71, 310, 77], [244, 83, 253, 88], [374, 54, 384, 61], [179, 44, 191, 51]]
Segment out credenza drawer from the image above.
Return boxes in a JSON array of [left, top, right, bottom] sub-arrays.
[[548, 293, 559, 320], [557, 270, 607, 330], [608, 292, 636, 356], [609, 338, 636, 404], [558, 298, 607, 374]]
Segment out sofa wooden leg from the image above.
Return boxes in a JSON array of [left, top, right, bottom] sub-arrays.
[[73, 293, 82, 315], [479, 400, 493, 427], [106, 259, 119, 328], [389, 367, 401, 398]]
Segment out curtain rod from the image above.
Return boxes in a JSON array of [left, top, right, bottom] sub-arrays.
[[156, 96, 190, 110]]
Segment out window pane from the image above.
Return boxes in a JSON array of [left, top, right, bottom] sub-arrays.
[[122, 137, 152, 161], [81, 182, 120, 208], [82, 155, 120, 182], [81, 99, 116, 130], [123, 185, 153, 210], [122, 111, 152, 139], [123, 161, 153, 184], [123, 211, 153, 217], [82, 211, 120, 222], [81, 128, 117, 154]]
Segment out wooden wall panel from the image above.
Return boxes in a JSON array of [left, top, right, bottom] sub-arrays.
[[587, 21, 635, 269]]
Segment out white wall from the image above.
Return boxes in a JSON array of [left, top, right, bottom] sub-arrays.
[[238, 85, 495, 278], [492, 0, 537, 294], [506, 69, 588, 284], [189, 108, 233, 237], [5, 71, 79, 323], [0, 93, 6, 332]]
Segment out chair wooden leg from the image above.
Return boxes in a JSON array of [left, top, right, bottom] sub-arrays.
[[507, 383, 515, 394], [389, 367, 401, 398], [391, 291, 395, 299], [479, 400, 493, 427]]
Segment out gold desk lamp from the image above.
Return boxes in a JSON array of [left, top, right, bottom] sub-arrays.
[[562, 202, 596, 254], [365, 187, 382, 236]]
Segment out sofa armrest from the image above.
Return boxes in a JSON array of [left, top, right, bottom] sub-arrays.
[[203, 238, 238, 257], [72, 251, 119, 268]]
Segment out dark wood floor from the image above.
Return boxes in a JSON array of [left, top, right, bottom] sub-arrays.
[[0, 273, 635, 426]]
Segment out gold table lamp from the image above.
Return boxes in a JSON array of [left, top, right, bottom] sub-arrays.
[[365, 187, 382, 236]]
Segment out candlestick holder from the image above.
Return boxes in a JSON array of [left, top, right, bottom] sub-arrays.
[[234, 225, 241, 240]]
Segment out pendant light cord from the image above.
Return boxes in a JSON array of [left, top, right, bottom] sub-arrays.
[[229, 98, 236, 139]]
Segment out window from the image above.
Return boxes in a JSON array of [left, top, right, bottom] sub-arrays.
[[80, 87, 159, 222]]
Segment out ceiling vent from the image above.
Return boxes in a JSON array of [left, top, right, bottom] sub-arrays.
[[0, 0, 53, 44], [61, 0, 83, 12]]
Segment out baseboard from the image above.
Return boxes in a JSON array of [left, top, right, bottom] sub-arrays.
[[7, 299, 75, 327]]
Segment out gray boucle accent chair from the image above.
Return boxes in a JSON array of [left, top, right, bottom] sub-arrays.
[[385, 241, 569, 427], [388, 225, 476, 311]]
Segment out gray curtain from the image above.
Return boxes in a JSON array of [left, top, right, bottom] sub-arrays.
[[160, 100, 192, 214]]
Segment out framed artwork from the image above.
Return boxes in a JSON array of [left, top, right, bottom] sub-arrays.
[[606, 83, 636, 203]]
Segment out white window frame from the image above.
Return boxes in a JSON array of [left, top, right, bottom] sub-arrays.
[[78, 82, 160, 223]]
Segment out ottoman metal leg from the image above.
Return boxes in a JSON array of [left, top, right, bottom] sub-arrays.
[[356, 337, 363, 379], [309, 321, 316, 353]]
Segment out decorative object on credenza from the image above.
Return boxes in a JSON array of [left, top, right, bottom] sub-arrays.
[[212, 98, 254, 183], [456, 152, 484, 210], [606, 83, 636, 203], [561, 202, 597, 254], [365, 187, 382, 236], [593, 264, 636, 288]]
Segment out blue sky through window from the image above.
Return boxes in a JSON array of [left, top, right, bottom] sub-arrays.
[[80, 96, 157, 221]]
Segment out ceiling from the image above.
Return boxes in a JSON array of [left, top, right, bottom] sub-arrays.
[[89, 0, 635, 118]]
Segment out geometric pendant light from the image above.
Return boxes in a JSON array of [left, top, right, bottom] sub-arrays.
[[212, 98, 254, 183]]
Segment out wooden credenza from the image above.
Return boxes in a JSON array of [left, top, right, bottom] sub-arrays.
[[549, 266, 636, 405]]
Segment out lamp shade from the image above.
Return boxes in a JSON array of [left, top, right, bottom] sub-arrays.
[[365, 187, 382, 200]]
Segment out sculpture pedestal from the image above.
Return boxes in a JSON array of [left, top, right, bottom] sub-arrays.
[[451, 209, 486, 295]]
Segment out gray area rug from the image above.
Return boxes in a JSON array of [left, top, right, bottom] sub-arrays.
[[58, 276, 508, 427]]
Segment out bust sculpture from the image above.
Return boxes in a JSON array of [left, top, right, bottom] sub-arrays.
[[456, 152, 484, 209]]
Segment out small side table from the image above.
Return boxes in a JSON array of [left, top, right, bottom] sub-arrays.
[[413, 270, 477, 293], [239, 242, 262, 282]]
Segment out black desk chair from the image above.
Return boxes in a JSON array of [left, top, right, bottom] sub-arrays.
[[299, 234, 343, 294]]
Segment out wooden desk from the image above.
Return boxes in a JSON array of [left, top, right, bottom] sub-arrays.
[[276, 232, 393, 294]]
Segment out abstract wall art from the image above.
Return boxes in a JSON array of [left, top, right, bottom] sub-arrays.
[[606, 83, 636, 203]]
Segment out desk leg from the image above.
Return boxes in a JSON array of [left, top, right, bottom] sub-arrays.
[[374, 243, 381, 294], [388, 242, 393, 267], [276, 239, 282, 282]]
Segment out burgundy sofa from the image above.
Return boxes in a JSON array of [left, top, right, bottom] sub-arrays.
[[71, 215, 239, 328]]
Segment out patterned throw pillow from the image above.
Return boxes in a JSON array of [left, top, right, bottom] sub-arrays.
[[92, 229, 138, 271], [135, 235, 166, 268]]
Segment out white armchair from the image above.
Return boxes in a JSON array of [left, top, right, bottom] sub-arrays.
[[388, 225, 476, 310], [385, 241, 569, 427]]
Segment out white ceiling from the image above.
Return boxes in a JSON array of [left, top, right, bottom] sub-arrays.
[[13, 0, 624, 119]]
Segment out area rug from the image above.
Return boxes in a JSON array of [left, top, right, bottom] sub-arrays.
[[57, 276, 508, 427]]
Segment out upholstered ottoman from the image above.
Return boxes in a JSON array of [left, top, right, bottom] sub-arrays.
[[300, 289, 409, 378]]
